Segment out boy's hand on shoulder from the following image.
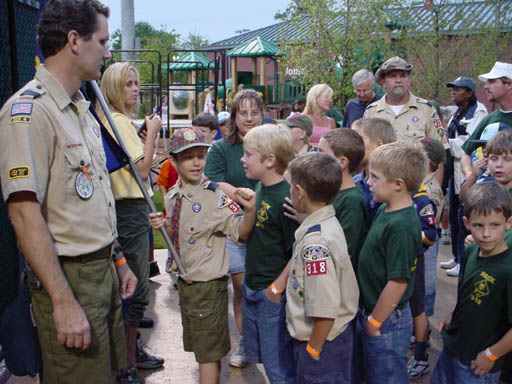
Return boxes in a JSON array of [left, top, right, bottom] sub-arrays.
[[464, 234, 475, 247], [234, 188, 256, 211], [149, 212, 166, 229], [471, 351, 494, 376], [283, 197, 306, 224]]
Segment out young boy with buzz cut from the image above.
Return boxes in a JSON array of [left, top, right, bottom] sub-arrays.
[[286, 152, 359, 383], [239, 123, 297, 384], [192, 112, 219, 144], [318, 128, 369, 266], [431, 182, 512, 384], [149, 127, 256, 384], [352, 117, 397, 220], [353, 141, 426, 384]]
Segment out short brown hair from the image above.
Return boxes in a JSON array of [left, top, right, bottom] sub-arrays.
[[322, 129, 365, 172], [225, 89, 264, 145], [464, 182, 511, 219], [485, 129, 512, 156], [243, 124, 293, 175], [354, 118, 396, 144], [289, 152, 342, 204], [370, 141, 427, 192], [192, 113, 218, 132]]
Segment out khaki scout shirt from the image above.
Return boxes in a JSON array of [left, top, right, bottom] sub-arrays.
[[423, 172, 444, 225], [364, 91, 443, 143], [164, 177, 243, 282], [286, 205, 359, 342], [0, 66, 117, 256]]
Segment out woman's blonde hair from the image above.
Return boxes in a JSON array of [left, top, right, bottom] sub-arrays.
[[304, 84, 333, 115], [97, 62, 139, 119]]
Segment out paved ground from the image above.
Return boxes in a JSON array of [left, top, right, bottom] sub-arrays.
[[7, 243, 461, 383]]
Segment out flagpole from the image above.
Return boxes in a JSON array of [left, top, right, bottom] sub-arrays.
[[89, 80, 186, 276]]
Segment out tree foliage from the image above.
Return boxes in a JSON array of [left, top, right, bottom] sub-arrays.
[[180, 32, 209, 50]]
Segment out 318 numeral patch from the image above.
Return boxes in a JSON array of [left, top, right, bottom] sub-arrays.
[[306, 260, 327, 276]]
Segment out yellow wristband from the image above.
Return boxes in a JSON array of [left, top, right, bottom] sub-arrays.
[[368, 315, 383, 329], [114, 257, 127, 268], [306, 343, 320, 358], [485, 347, 498, 362], [270, 282, 283, 295]]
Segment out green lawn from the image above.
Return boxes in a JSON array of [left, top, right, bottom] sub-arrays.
[[152, 190, 167, 249]]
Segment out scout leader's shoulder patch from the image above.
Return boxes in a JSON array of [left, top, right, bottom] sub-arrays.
[[8, 166, 30, 179], [302, 244, 331, 276], [10, 103, 33, 125]]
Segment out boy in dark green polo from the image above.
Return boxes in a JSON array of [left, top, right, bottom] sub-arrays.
[[353, 141, 425, 384], [318, 128, 369, 267], [431, 182, 512, 384]]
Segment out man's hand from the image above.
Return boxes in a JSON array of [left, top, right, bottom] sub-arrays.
[[53, 299, 91, 350], [234, 188, 256, 211], [438, 312, 453, 332], [149, 212, 166, 229], [116, 263, 137, 299], [283, 197, 306, 224], [471, 350, 495, 376]]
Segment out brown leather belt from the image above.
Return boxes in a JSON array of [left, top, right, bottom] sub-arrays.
[[59, 244, 112, 263]]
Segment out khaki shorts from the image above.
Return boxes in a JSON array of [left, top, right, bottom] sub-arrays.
[[178, 277, 230, 364], [30, 254, 127, 384]]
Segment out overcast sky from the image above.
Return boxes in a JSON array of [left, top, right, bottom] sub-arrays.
[[101, 0, 291, 45]]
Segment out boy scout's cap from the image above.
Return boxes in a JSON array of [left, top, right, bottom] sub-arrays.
[[277, 113, 313, 137], [419, 137, 445, 165], [170, 127, 210, 154], [470, 122, 512, 144], [375, 56, 413, 83]]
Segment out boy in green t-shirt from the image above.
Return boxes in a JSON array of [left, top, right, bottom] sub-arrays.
[[353, 141, 425, 384], [238, 124, 297, 383], [431, 182, 512, 383], [318, 128, 369, 266]]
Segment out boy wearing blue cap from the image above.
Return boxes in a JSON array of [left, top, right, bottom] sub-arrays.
[[149, 127, 256, 384]]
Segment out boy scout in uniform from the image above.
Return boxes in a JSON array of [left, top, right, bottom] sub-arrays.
[[0, 1, 136, 383], [286, 152, 359, 383], [364, 56, 444, 143], [149, 127, 256, 384]]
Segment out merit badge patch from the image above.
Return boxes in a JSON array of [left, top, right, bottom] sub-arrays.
[[419, 204, 434, 217], [412, 115, 420, 123], [184, 129, 197, 142], [434, 118, 443, 129], [302, 244, 331, 261], [75, 171, 94, 200], [8, 166, 30, 179], [228, 201, 240, 213], [192, 203, 202, 213], [427, 216, 435, 226], [10, 103, 33, 125], [218, 192, 231, 208]]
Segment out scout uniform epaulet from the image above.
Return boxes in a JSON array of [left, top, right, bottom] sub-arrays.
[[366, 101, 378, 110], [203, 180, 219, 192], [305, 224, 321, 235], [416, 97, 429, 105], [20, 89, 43, 99], [413, 184, 428, 199]]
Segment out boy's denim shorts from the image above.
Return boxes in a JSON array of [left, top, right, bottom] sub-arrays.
[[430, 348, 501, 384], [293, 323, 353, 384], [353, 304, 413, 384], [226, 237, 245, 275], [242, 280, 295, 384]]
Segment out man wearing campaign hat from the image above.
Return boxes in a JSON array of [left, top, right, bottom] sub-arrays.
[[365, 56, 443, 143], [461, 62, 512, 180], [277, 113, 317, 155], [441, 76, 488, 276]]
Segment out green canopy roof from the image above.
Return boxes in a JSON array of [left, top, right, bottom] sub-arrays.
[[162, 52, 218, 71], [226, 36, 284, 57]]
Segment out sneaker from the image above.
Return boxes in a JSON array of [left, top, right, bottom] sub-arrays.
[[149, 260, 160, 278], [446, 264, 460, 277], [116, 367, 144, 384], [440, 258, 458, 269], [136, 338, 164, 370], [408, 356, 430, 379], [441, 231, 451, 244], [229, 338, 248, 368], [409, 335, 416, 349], [165, 257, 173, 273]]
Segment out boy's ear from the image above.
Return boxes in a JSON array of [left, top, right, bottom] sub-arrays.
[[462, 216, 471, 232], [296, 184, 307, 201], [394, 178, 405, 191], [339, 156, 350, 171], [211, 129, 217, 138], [506, 216, 512, 230], [263, 153, 277, 169]]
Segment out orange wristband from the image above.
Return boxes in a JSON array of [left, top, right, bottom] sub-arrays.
[[368, 315, 383, 329], [485, 347, 498, 361], [306, 343, 320, 358], [270, 282, 283, 295], [114, 257, 127, 268], [466, 171, 474, 178]]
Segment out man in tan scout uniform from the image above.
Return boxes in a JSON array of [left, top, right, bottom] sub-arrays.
[[0, 1, 136, 383], [365, 56, 444, 143]]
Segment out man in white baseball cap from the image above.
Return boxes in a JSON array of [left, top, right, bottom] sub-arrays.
[[461, 62, 512, 178]]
